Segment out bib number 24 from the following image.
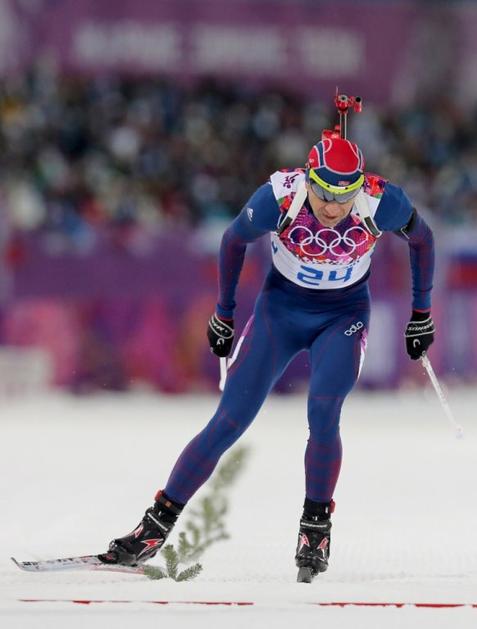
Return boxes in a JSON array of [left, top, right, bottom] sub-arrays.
[[297, 265, 353, 286]]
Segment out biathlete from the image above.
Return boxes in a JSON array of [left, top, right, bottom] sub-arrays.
[[100, 127, 435, 582]]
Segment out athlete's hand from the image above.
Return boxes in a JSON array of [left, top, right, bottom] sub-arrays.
[[405, 311, 435, 360], [207, 313, 234, 357]]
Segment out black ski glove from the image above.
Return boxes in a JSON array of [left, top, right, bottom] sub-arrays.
[[207, 313, 234, 357], [405, 311, 435, 360]]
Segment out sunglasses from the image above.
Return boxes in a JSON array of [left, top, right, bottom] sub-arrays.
[[307, 168, 364, 204]]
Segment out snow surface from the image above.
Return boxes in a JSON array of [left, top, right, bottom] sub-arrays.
[[1, 388, 476, 628]]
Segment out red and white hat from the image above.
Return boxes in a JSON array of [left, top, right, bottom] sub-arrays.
[[306, 137, 365, 197]]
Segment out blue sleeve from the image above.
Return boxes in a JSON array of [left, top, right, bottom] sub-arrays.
[[216, 183, 279, 318], [374, 182, 434, 310], [374, 182, 414, 232], [401, 212, 435, 311], [223, 182, 280, 242]]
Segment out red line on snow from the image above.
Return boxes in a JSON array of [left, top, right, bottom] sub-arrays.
[[19, 599, 477, 608]]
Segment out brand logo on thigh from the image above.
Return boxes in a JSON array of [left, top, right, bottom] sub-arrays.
[[344, 321, 364, 336]]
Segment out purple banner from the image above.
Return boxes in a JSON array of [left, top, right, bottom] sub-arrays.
[[2, 231, 477, 392], [2, 1, 477, 103]]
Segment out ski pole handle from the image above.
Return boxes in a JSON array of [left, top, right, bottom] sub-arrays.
[[421, 354, 463, 439]]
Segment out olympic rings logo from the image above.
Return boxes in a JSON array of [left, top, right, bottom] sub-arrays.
[[287, 225, 369, 258]]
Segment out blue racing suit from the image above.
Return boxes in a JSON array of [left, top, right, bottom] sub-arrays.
[[165, 170, 434, 504]]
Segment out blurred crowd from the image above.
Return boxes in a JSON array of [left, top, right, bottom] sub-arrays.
[[2, 67, 477, 393], [1, 66, 477, 255]]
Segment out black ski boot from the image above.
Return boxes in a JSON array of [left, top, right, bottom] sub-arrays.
[[295, 498, 334, 583], [100, 491, 184, 566]]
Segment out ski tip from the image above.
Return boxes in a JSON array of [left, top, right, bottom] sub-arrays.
[[11, 557, 23, 569]]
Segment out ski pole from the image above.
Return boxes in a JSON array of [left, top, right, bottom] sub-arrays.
[[420, 354, 464, 439], [219, 357, 228, 391]]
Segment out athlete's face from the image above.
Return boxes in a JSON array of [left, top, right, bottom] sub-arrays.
[[306, 183, 356, 228]]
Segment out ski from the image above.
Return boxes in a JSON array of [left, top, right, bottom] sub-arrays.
[[11, 555, 165, 579]]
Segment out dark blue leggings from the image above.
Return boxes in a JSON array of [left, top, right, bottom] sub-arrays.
[[165, 273, 370, 504]]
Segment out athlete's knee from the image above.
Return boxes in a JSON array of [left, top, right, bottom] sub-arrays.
[[307, 395, 344, 441], [205, 409, 251, 454]]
